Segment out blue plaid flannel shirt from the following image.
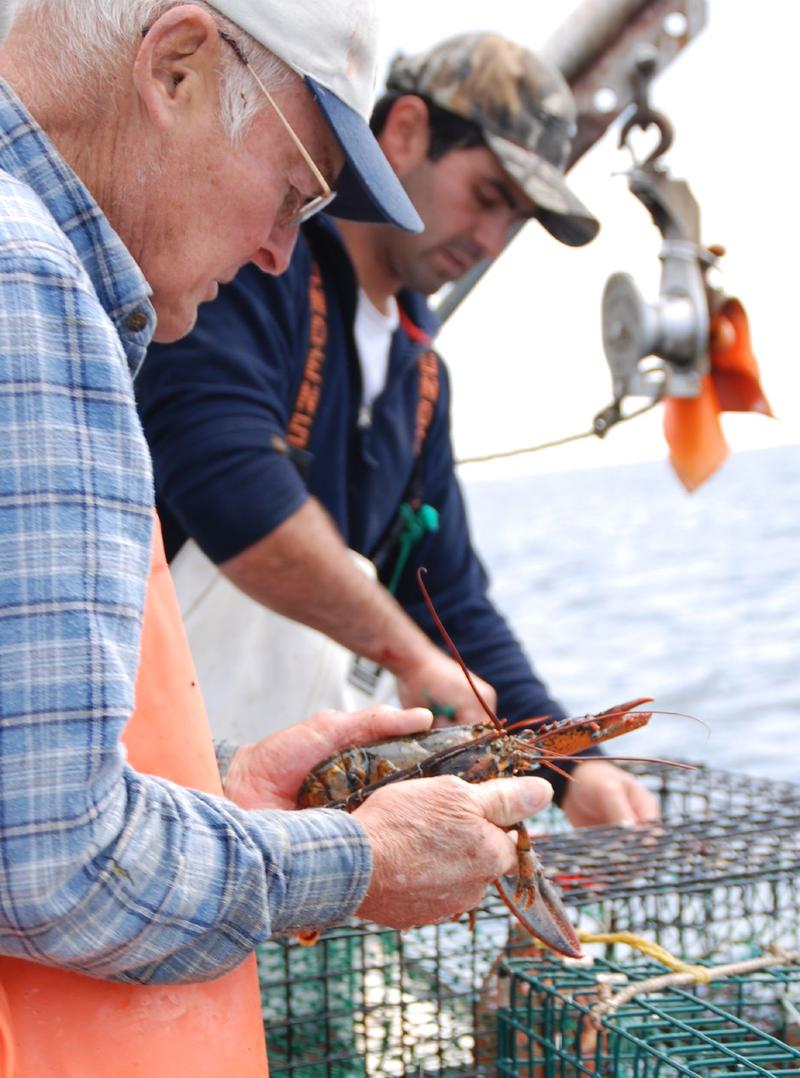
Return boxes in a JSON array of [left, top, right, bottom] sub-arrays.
[[0, 79, 371, 984]]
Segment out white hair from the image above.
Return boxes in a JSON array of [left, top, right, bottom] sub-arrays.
[[11, 0, 294, 141]]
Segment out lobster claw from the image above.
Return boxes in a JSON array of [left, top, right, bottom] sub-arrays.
[[495, 856, 583, 960], [533, 697, 654, 759]]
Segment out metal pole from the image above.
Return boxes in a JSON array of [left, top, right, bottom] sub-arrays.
[[434, 0, 706, 324], [541, 0, 650, 78]]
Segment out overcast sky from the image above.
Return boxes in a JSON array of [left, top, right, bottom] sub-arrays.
[[374, 0, 799, 478]]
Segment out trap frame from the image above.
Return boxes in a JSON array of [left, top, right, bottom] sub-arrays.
[[259, 763, 800, 1077], [497, 954, 800, 1076]]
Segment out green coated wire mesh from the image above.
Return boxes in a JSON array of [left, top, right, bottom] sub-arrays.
[[498, 956, 800, 1077], [535, 770, 800, 962], [259, 764, 800, 1077]]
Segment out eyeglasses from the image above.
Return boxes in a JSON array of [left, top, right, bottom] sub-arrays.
[[217, 30, 337, 227], [142, 24, 337, 227]]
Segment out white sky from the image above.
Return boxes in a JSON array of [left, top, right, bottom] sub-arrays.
[[375, 0, 800, 477]]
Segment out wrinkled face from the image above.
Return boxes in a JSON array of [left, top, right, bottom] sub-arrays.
[[384, 144, 537, 295], [144, 84, 341, 342]]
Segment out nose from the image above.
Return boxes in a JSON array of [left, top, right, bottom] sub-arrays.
[[252, 223, 299, 277]]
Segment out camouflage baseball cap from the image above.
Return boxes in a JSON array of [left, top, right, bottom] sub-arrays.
[[385, 32, 599, 247]]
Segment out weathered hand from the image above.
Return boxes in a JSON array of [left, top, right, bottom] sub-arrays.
[[560, 760, 660, 827], [395, 647, 498, 728], [354, 774, 552, 930], [223, 705, 433, 810]]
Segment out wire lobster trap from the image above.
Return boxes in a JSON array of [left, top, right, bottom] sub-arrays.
[[259, 764, 800, 1078], [259, 900, 519, 1077], [497, 954, 800, 1076], [537, 763, 800, 962]]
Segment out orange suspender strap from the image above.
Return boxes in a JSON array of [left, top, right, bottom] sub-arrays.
[[286, 259, 327, 451], [413, 349, 439, 459], [284, 265, 440, 464], [368, 307, 442, 587], [398, 306, 440, 478]]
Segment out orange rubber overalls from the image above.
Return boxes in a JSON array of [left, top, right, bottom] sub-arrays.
[[0, 518, 269, 1077]]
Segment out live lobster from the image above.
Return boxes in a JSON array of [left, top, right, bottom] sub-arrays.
[[297, 569, 663, 959]]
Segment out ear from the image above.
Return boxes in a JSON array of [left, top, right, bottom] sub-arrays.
[[378, 95, 431, 176], [132, 4, 224, 129]]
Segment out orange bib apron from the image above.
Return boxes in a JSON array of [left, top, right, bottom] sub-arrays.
[[0, 517, 269, 1076]]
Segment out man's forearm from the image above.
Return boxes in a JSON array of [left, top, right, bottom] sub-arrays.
[[0, 771, 372, 983], [220, 500, 500, 724], [220, 499, 433, 677]]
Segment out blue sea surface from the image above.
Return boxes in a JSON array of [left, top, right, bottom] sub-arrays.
[[462, 444, 800, 782]]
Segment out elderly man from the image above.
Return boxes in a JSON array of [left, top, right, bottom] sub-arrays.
[[0, 5, 555, 1073], [138, 33, 660, 829]]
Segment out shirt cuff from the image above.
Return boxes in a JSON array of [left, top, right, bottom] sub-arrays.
[[265, 807, 373, 933], [214, 739, 239, 788]]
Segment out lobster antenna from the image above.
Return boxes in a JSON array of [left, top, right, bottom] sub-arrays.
[[537, 750, 697, 772], [538, 759, 575, 782], [416, 567, 501, 729], [632, 709, 712, 737]]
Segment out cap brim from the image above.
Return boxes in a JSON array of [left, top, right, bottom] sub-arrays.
[[484, 131, 600, 247], [307, 77, 422, 234]]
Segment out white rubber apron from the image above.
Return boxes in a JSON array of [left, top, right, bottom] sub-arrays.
[[171, 539, 397, 742]]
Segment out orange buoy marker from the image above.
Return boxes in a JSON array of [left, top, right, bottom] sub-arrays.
[[664, 298, 772, 492]]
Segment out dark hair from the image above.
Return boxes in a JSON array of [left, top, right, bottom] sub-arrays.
[[370, 93, 487, 162]]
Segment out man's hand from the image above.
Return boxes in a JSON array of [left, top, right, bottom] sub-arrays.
[[223, 705, 434, 810], [395, 648, 498, 728], [355, 775, 552, 929], [560, 760, 660, 827]]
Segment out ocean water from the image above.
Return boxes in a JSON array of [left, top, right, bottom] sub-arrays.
[[462, 444, 800, 783]]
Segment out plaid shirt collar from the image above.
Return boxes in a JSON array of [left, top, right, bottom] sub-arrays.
[[0, 77, 156, 376]]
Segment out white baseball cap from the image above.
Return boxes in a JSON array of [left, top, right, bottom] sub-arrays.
[[208, 0, 422, 232]]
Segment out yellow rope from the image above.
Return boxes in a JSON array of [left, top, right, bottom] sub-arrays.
[[578, 931, 712, 983], [583, 943, 799, 1024]]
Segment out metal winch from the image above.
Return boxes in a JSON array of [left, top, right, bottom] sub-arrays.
[[594, 45, 722, 436]]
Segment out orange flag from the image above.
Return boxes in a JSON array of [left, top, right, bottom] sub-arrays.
[[663, 298, 772, 492]]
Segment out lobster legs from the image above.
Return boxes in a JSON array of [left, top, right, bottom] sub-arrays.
[[495, 823, 582, 959]]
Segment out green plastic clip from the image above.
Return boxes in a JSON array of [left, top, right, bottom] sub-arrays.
[[424, 691, 457, 722], [386, 502, 450, 718], [385, 502, 439, 596]]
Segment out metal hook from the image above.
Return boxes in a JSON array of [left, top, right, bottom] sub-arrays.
[[618, 45, 674, 166]]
